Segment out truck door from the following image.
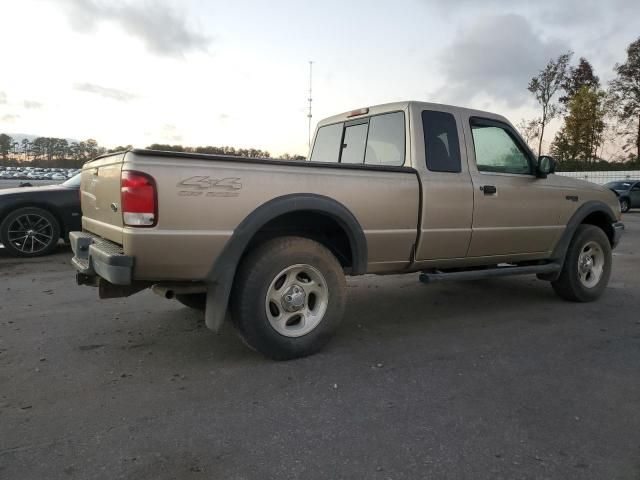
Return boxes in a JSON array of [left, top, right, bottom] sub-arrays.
[[414, 108, 474, 260], [464, 117, 564, 257]]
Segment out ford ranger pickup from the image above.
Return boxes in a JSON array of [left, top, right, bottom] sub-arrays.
[[70, 101, 624, 359]]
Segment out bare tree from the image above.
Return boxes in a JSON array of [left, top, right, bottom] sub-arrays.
[[516, 118, 541, 152], [528, 51, 573, 156]]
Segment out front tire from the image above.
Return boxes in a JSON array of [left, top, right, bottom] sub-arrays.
[[620, 198, 630, 213], [0, 207, 60, 257], [231, 236, 347, 360], [551, 225, 612, 302]]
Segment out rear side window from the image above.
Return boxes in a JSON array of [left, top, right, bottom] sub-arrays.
[[422, 110, 461, 173], [365, 112, 405, 166], [310, 123, 343, 163]]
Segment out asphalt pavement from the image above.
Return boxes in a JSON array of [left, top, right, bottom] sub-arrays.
[[1, 215, 639, 479]]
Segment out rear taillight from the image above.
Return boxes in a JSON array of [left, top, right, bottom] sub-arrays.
[[121, 170, 157, 227]]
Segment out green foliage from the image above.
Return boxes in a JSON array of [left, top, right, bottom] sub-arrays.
[[555, 157, 640, 172], [551, 86, 606, 164], [0, 133, 12, 160], [559, 58, 600, 106]]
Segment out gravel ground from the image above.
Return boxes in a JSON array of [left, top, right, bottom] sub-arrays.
[[1, 215, 639, 480]]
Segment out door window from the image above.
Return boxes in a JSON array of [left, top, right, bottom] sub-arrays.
[[471, 122, 532, 175]]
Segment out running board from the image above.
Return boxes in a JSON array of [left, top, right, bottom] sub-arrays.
[[419, 263, 561, 284]]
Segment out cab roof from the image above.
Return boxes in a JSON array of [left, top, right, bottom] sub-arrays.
[[316, 101, 511, 128]]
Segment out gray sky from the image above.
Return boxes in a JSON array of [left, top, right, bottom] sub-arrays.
[[0, 0, 637, 155]]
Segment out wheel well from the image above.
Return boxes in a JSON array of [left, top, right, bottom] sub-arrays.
[[244, 211, 354, 270], [581, 211, 614, 245]]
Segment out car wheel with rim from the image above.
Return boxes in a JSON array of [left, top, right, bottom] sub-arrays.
[[551, 225, 612, 302], [0, 206, 60, 257], [231, 236, 346, 360], [620, 198, 630, 213]]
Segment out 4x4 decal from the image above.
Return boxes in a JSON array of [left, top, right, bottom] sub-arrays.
[[177, 176, 242, 197]]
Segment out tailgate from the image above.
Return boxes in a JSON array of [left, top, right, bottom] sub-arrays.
[[80, 152, 125, 244]]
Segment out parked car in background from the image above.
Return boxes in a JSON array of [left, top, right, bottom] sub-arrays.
[[0, 174, 81, 257], [605, 180, 640, 212]]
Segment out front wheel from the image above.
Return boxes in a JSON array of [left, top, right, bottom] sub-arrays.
[[551, 225, 612, 302], [231, 236, 347, 360], [620, 198, 630, 213]]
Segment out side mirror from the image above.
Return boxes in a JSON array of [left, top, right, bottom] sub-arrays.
[[536, 155, 556, 178]]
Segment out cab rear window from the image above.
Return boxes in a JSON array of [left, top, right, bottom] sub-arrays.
[[309, 123, 342, 163], [310, 111, 405, 166]]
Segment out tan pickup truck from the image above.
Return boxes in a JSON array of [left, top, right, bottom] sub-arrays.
[[70, 101, 624, 359]]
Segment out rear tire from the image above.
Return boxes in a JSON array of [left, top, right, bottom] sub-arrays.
[[231, 236, 347, 360], [551, 225, 611, 302], [0, 207, 60, 257]]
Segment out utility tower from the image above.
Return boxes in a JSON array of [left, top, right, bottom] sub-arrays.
[[307, 61, 313, 150]]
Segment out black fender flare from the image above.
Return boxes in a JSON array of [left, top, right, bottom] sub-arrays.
[[202, 194, 367, 331], [551, 200, 617, 263]]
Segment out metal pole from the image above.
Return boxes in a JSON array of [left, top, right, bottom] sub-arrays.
[[307, 61, 313, 151]]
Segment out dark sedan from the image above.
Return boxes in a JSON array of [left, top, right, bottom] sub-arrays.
[[605, 180, 640, 213], [0, 174, 82, 257]]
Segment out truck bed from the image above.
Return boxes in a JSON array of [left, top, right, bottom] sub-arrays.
[[79, 149, 421, 281]]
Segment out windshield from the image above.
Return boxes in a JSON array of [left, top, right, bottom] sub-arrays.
[[62, 173, 81, 188], [605, 181, 632, 190]]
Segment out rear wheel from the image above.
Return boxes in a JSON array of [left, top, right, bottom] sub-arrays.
[[231, 236, 347, 360], [0, 207, 60, 257], [551, 225, 611, 302]]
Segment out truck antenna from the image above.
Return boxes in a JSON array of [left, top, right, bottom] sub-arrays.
[[307, 60, 313, 151]]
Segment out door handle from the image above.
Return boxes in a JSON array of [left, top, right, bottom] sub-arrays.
[[480, 185, 497, 195]]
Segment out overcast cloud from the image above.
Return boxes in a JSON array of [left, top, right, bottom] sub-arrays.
[[1, 114, 20, 123], [437, 14, 568, 107], [57, 0, 211, 58], [0, 0, 637, 155], [74, 83, 139, 102], [23, 100, 44, 110]]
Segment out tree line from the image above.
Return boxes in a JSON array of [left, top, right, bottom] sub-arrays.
[[522, 36, 640, 171], [0, 135, 305, 168], [0, 135, 104, 168]]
